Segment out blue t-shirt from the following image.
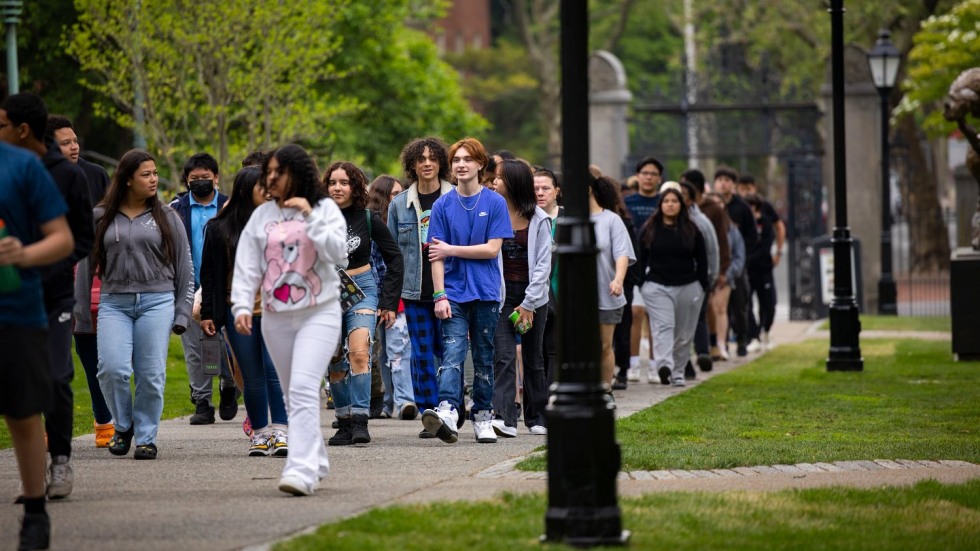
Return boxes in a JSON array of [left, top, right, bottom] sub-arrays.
[[428, 188, 512, 303], [0, 143, 69, 328], [624, 193, 660, 229]]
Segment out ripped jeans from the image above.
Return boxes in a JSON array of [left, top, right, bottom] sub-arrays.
[[328, 271, 378, 418], [438, 300, 499, 415]]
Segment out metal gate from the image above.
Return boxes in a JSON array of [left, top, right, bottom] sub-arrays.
[[627, 77, 827, 320]]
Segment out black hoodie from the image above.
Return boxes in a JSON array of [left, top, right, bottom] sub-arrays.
[[40, 142, 94, 313]]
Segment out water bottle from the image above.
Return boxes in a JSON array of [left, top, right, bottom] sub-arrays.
[[0, 219, 22, 294]]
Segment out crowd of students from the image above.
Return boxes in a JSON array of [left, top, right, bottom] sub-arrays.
[[1, 91, 782, 549]]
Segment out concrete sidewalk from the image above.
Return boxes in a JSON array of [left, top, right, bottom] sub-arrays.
[[2, 320, 974, 551]]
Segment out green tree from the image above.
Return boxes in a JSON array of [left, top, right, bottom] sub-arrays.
[[66, 0, 484, 187], [899, 0, 980, 135]]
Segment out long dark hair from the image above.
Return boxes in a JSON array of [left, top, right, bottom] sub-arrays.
[[323, 160, 369, 210], [205, 166, 262, 262], [92, 149, 176, 276], [640, 188, 696, 248], [368, 174, 400, 223], [499, 159, 537, 221], [262, 144, 325, 206], [590, 175, 628, 218]]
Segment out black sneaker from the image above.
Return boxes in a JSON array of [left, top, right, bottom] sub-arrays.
[[108, 426, 135, 456], [134, 443, 158, 460], [737, 344, 748, 357], [611, 375, 628, 390], [219, 385, 239, 421], [328, 417, 353, 446], [19, 511, 49, 551], [351, 413, 371, 444], [369, 395, 384, 419], [697, 354, 713, 372], [189, 400, 215, 425], [657, 366, 671, 385], [684, 361, 697, 380]]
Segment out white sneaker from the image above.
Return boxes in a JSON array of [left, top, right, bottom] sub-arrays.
[[746, 339, 762, 353], [626, 366, 640, 382], [46, 455, 73, 499], [473, 412, 497, 443], [421, 401, 458, 443], [529, 425, 547, 436], [491, 419, 517, 438], [278, 475, 314, 496]]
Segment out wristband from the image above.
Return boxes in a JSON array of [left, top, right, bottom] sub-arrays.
[[432, 290, 446, 300], [434, 296, 449, 303]]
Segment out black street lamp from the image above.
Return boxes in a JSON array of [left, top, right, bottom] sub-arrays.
[[826, 0, 863, 372], [867, 29, 901, 316], [542, 1, 628, 546]]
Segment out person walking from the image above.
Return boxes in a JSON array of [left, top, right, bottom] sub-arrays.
[[490, 159, 552, 437], [637, 187, 709, 387], [75, 149, 195, 460], [231, 144, 347, 496], [422, 137, 512, 444], [387, 137, 455, 437], [531, 166, 562, 385], [47, 114, 115, 449], [323, 161, 403, 446], [588, 175, 636, 391], [367, 175, 417, 420], [170, 153, 236, 425], [199, 166, 289, 457], [0, 140, 75, 551]]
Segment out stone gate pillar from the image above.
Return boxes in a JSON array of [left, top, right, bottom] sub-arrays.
[[589, 50, 632, 180]]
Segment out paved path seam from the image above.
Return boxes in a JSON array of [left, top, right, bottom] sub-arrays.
[[476, 458, 978, 480]]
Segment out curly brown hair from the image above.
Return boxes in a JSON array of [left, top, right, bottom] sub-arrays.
[[399, 137, 450, 183], [323, 160, 370, 209]]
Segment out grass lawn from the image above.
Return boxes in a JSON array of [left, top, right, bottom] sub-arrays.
[[818, 315, 950, 332], [276, 479, 980, 551], [520, 338, 979, 471], [0, 335, 196, 449]]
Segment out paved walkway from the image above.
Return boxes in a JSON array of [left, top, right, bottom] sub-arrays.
[[2, 320, 974, 551]]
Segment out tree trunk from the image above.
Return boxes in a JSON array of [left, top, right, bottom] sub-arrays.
[[897, 114, 950, 272]]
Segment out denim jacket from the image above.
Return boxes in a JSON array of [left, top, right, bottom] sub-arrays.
[[387, 179, 454, 300]]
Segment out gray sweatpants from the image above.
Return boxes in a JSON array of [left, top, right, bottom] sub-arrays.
[[641, 281, 704, 384]]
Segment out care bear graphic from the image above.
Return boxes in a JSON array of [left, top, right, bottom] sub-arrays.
[[263, 219, 321, 312]]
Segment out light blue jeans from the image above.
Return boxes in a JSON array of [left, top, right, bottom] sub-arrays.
[[380, 312, 416, 415], [97, 292, 174, 446], [329, 271, 378, 418]]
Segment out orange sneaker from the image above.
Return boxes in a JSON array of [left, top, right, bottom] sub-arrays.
[[94, 422, 115, 448]]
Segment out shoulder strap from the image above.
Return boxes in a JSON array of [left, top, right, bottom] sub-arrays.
[[365, 209, 372, 245]]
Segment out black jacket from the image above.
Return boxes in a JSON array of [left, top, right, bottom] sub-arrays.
[[41, 143, 94, 313], [199, 228, 233, 330], [78, 158, 110, 207]]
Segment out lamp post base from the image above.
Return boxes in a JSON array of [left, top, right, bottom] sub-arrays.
[[826, 300, 864, 371]]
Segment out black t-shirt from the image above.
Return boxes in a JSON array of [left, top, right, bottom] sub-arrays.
[[760, 200, 780, 227], [418, 189, 441, 300], [339, 206, 404, 312]]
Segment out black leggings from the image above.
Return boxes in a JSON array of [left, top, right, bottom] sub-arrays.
[[748, 269, 777, 338]]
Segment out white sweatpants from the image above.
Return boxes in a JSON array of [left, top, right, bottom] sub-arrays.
[[641, 281, 704, 383], [262, 301, 341, 488]]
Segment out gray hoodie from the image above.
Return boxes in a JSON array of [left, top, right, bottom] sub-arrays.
[[73, 205, 194, 332]]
